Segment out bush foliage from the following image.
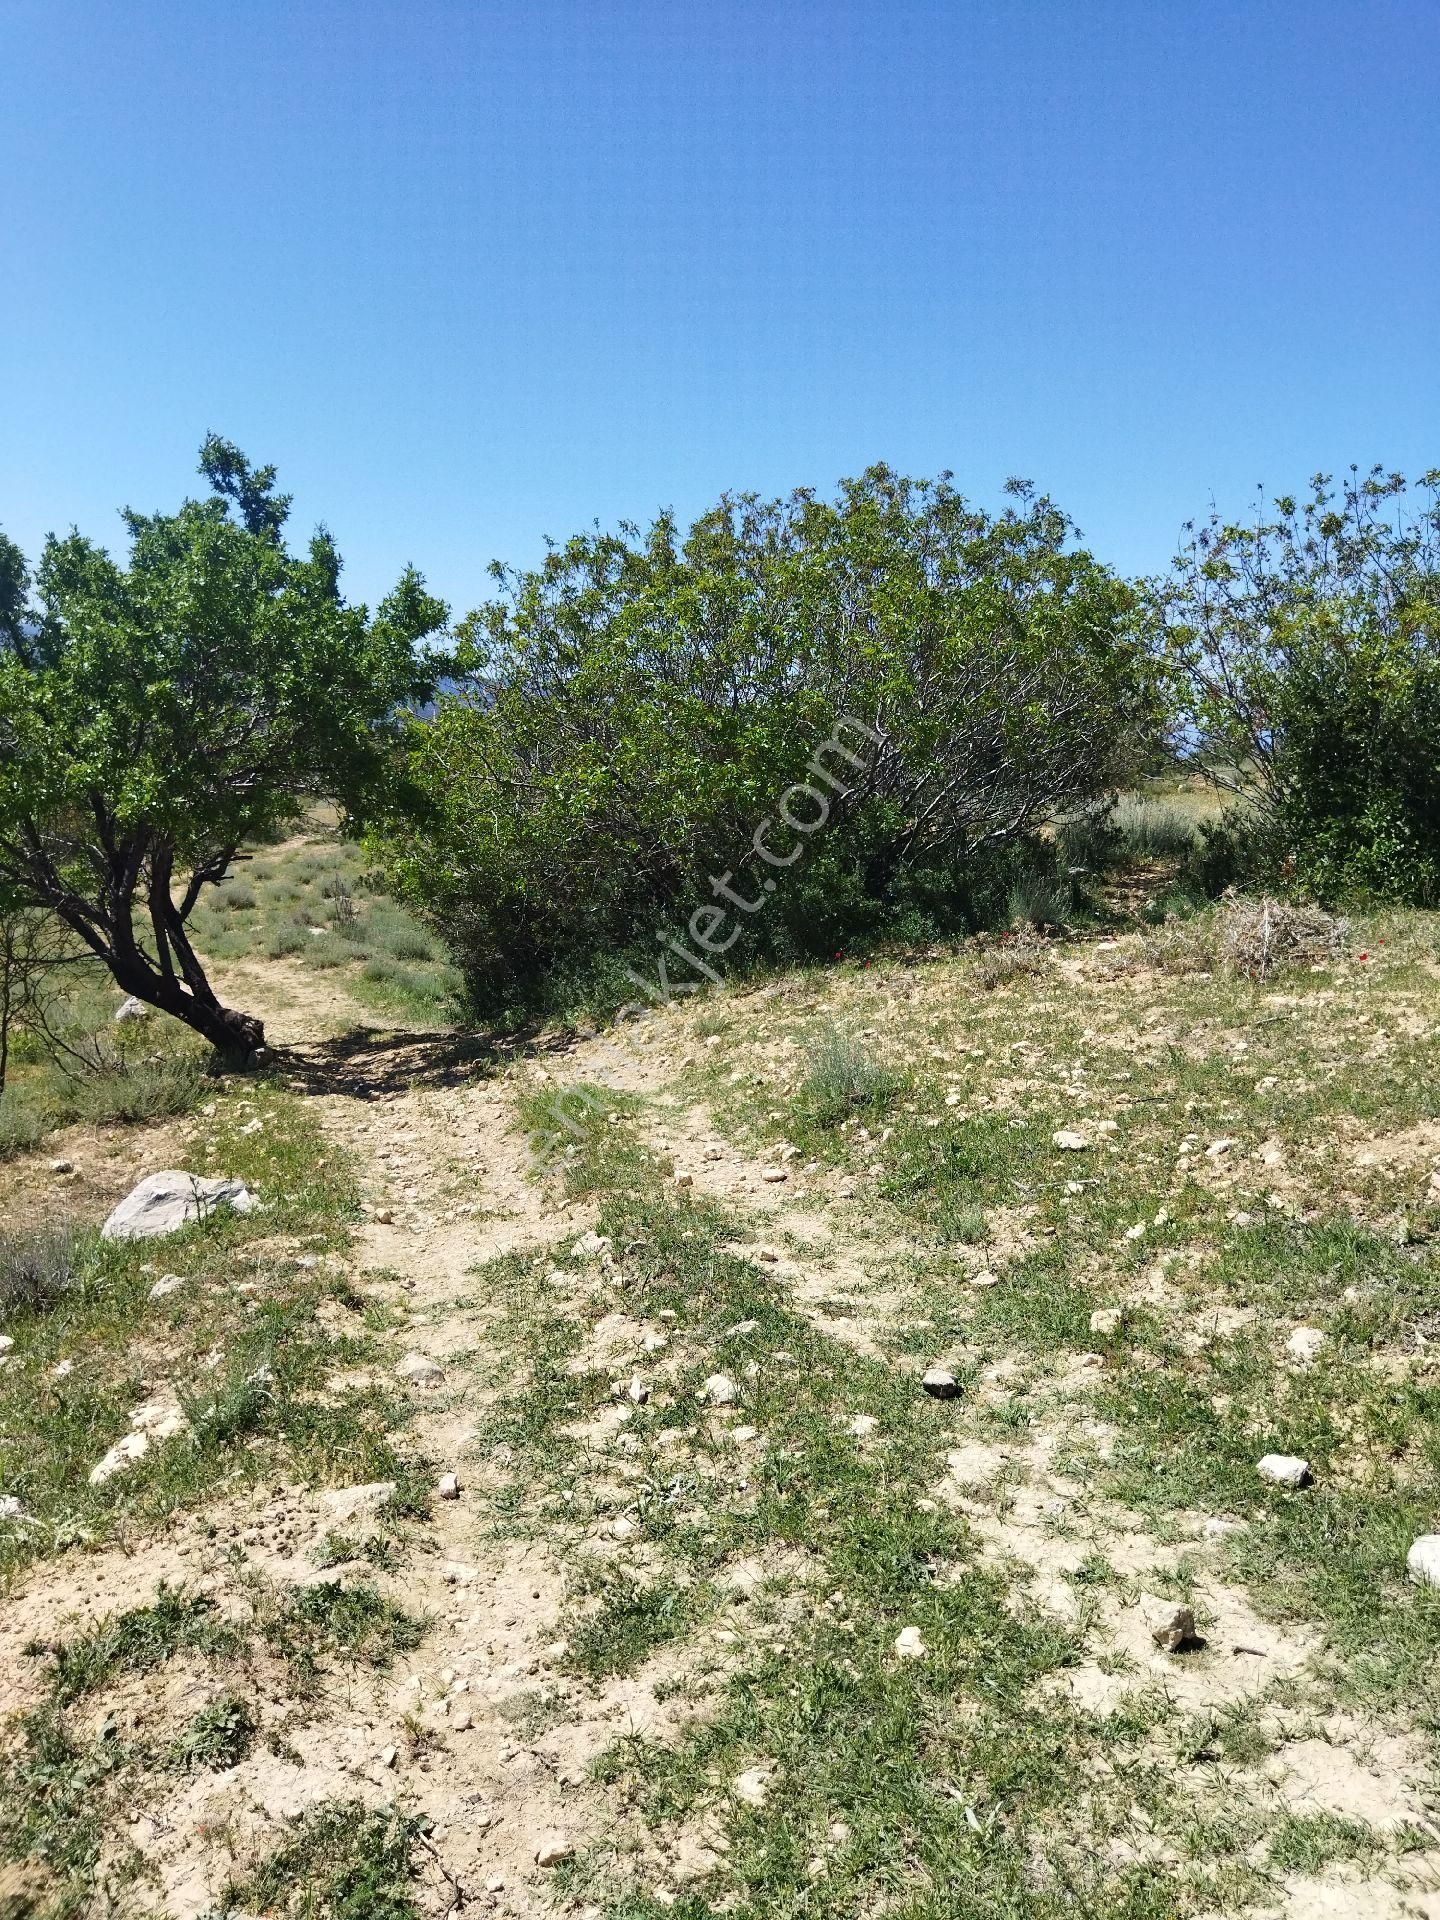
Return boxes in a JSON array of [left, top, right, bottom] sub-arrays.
[[374, 466, 1159, 1014], [1160, 467, 1440, 904]]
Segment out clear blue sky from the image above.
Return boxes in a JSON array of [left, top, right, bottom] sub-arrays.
[[3, 0, 1437, 617]]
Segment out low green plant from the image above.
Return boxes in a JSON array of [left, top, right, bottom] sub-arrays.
[[800, 1025, 903, 1126], [209, 1798, 423, 1920]]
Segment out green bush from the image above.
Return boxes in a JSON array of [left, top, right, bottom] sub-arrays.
[[374, 467, 1159, 1016], [1161, 467, 1440, 905]]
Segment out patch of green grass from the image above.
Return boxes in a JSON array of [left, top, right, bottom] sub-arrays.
[[0, 1707, 129, 1914], [261, 1581, 423, 1681], [170, 1692, 257, 1772], [798, 1024, 904, 1128], [37, 1585, 240, 1705], [563, 1575, 702, 1680], [210, 1798, 423, 1920], [0, 1088, 423, 1588]]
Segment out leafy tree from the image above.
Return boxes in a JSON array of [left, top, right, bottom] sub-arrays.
[[1159, 467, 1440, 902], [375, 465, 1158, 1012], [0, 440, 446, 1053]]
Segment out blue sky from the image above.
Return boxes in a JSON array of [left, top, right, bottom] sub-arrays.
[[3, 0, 1437, 617]]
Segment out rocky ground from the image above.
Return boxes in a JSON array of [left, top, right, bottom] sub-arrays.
[[3, 894, 1440, 1918]]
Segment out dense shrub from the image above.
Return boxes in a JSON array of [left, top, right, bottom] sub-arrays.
[[374, 467, 1159, 1015], [1160, 467, 1440, 904]]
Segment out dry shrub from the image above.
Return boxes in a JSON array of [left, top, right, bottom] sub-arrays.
[[971, 933, 1052, 990], [1219, 895, 1348, 979]]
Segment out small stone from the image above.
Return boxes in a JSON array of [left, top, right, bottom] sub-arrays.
[[395, 1351, 444, 1387], [626, 1377, 651, 1404], [968, 1269, 999, 1289], [441, 1561, 480, 1585], [48, 1158, 74, 1175], [1406, 1536, 1440, 1588], [0, 1494, 28, 1521], [673, 1172, 693, 1189], [379, 1744, 398, 1768], [1206, 1137, 1239, 1160], [610, 1516, 637, 1539], [893, 1625, 926, 1659], [1052, 1130, 1089, 1151], [536, 1834, 574, 1868], [149, 1274, 186, 1300], [1285, 1327, 1328, 1365], [731, 1424, 757, 1443], [703, 1373, 738, 1406], [114, 995, 149, 1022], [320, 1481, 396, 1522], [726, 1319, 760, 1336], [451, 1707, 472, 1731], [373, 1208, 394, 1225], [1144, 1601, 1199, 1652], [571, 1231, 614, 1260], [760, 1168, 788, 1183], [1089, 1307, 1124, 1337], [733, 1766, 772, 1807], [849, 1413, 879, 1438], [1257, 1453, 1311, 1488], [642, 1331, 668, 1352], [921, 1367, 959, 1399], [1123, 1222, 1146, 1242], [436, 1471, 461, 1500]]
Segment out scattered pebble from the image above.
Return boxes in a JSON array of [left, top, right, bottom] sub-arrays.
[[535, 1835, 574, 1868], [702, 1373, 738, 1406], [1206, 1137, 1239, 1160], [572, 1231, 613, 1260], [968, 1269, 999, 1289], [760, 1168, 788, 1183], [436, 1471, 461, 1500], [0, 1495, 29, 1521], [89, 1430, 150, 1485], [921, 1367, 960, 1399], [48, 1158, 74, 1175], [1257, 1453, 1311, 1488], [1052, 1130, 1089, 1151], [148, 1274, 186, 1300], [379, 1744, 398, 1768], [893, 1625, 926, 1659], [849, 1413, 879, 1438]]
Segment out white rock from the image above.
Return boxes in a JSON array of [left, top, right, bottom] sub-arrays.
[[148, 1274, 186, 1300], [89, 1430, 150, 1484], [0, 1336, 12, 1353], [1123, 1222, 1146, 1242], [921, 1367, 959, 1399], [1285, 1327, 1328, 1365], [1052, 1130, 1089, 1151], [642, 1331, 669, 1353], [1089, 1308, 1124, 1336], [1142, 1599, 1198, 1652], [535, 1834, 574, 1868], [849, 1413, 879, 1438], [48, 1158, 74, 1174], [893, 1625, 926, 1659], [1205, 1137, 1239, 1159], [114, 996, 149, 1022], [610, 1516, 637, 1539], [733, 1766, 772, 1807], [1406, 1536, 1440, 1588], [129, 1400, 186, 1440], [627, 1377, 651, 1405], [0, 1495, 29, 1521], [968, 1269, 999, 1289], [441, 1561, 479, 1585], [395, 1351, 444, 1387], [703, 1373, 738, 1406], [101, 1171, 255, 1241], [451, 1707, 473, 1731], [1257, 1453, 1311, 1488], [319, 1481, 397, 1522], [379, 1744, 398, 1769], [436, 1471, 461, 1500], [760, 1168, 788, 1183], [53, 1360, 73, 1379]]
